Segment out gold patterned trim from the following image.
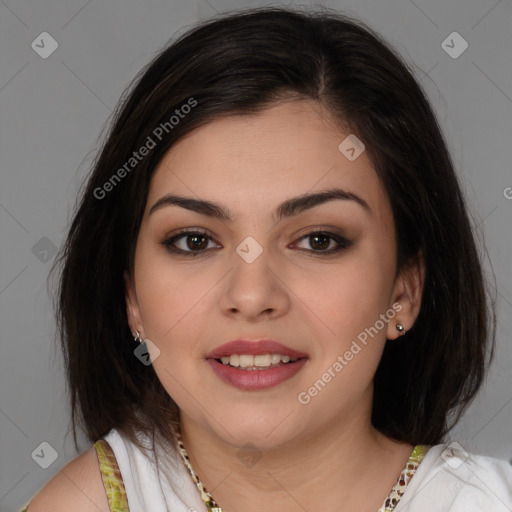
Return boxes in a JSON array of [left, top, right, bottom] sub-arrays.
[[18, 441, 130, 512], [94, 439, 130, 512], [378, 444, 429, 511]]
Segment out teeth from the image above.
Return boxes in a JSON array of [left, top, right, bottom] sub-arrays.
[[240, 354, 255, 368], [270, 354, 281, 365], [219, 354, 299, 368], [254, 354, 271, 366]]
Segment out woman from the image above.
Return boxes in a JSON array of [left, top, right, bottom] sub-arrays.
[[22, 6, 512, 512]]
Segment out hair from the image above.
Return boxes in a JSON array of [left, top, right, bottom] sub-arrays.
[[49, 5, 497, 455]]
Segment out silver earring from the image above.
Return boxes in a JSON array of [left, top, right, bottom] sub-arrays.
[[396, 323, 406, 335], [133, 330, 144, 344]]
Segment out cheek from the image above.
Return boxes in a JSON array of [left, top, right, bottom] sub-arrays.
[[133, 239, 195, 340], [295, 258, 393, 410], [297, 241, 395, 371], [132, 246, 210, 400], [309, 245, 394, 324], [133, 237, 223, 365]]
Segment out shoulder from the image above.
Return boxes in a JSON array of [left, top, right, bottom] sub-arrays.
[[23, 444, 110, 512], [428, 442, 512, 484], [459, 447, 512, 504], [400, 442, 512, 511]]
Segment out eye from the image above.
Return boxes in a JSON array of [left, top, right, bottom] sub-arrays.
[[161, 229, 352, 257], [294, 231, 352, 254], [161, 229, 219, 256]]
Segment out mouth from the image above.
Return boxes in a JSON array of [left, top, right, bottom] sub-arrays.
[[205, 339, 309, 390]]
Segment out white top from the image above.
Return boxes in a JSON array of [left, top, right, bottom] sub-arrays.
[[103, 428, 512, 512], [103, 428, 207, 512]]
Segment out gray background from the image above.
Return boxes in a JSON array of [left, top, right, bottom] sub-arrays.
[[1, 0, 511, 510]]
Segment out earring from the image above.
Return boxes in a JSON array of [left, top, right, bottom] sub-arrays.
[[396, 323, 406, 336], [133, 330, 144, 344]]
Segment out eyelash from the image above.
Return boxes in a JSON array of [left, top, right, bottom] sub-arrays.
[[160, 228, 353, 257]]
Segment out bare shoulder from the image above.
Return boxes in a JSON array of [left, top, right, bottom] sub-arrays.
[[25, 445, 110, 512]]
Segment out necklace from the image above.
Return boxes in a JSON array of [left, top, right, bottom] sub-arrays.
[[171, 423, 223, 511]]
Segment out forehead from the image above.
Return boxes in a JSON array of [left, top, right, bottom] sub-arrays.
[[145, 100, 390, 223]]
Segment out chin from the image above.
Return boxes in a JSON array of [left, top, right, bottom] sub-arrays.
[[213, 411, 302, 451]]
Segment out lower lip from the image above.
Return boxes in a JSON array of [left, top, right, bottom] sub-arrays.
[[206, 358, 308, 390]]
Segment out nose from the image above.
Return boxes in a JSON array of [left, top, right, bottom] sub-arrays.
[[219, 241, 291, 321]]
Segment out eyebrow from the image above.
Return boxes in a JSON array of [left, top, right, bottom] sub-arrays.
[[148, 187, 372, 222]]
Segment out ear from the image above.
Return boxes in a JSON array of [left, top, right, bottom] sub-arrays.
[[124, 270, 145, 338], [386, 251, 425, 340]]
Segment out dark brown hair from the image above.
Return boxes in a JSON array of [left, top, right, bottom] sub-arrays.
[[50, 5, 497, 454]]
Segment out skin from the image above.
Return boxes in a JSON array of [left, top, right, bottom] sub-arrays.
[[125, 99, 425, 512]]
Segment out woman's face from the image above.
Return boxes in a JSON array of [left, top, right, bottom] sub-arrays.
[[126, 99, 420, 449]]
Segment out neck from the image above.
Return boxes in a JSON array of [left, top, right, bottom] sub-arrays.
[[178, 399, 414, 512]]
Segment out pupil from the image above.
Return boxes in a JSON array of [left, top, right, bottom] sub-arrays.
[[311, 234, 329, 250], [187, 234, 207, 250]]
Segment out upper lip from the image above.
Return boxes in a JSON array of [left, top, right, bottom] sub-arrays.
[[206, 339, 309, 359]]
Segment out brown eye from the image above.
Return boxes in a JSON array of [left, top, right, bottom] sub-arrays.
[[295, 231, 352, 254], [161, 229, 218, 256]]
